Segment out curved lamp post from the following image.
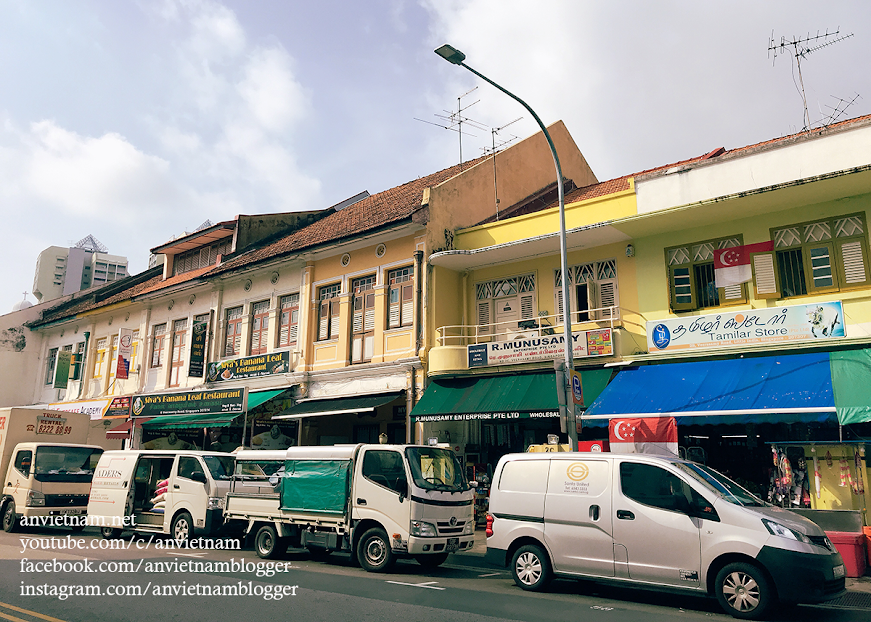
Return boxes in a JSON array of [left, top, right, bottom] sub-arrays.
[[434, 44, 578, 447]]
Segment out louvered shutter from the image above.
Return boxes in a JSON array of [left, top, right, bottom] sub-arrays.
[[364, 293, 375, 331], [597, 279, 620, 319], [353, 296, 364, 332], [752, 251, 781, 299], [289, 309, 299, 344], [401, 283, 414, 326], [554, 289, 564, 324], [477, 301, 491, 335], [722, 283, 744, 301], [520, 294, 535, 320], [388, 286, 401, 329], [319, 300, 330, 340], [840, 240, 870, 285], [329, 300, 340, 339]]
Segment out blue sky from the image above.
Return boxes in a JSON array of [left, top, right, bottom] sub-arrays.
[[1, 0, 870, 314]]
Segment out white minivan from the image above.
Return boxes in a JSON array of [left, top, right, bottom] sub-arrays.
[[87, 450, 234, 540], [485, 452, 845, 620]]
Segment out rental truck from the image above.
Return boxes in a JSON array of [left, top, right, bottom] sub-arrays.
[[224, 444, 476, 571], [0, 407, 104, 532]]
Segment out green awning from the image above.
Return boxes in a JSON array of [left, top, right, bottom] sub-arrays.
[[273, 392, 404, 420], [247, 389, 288, 411], [831, 349, 871, 425], [141, 412, 242, 430]]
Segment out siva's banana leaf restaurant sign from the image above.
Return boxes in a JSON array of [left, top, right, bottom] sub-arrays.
[[207, 351, 290, 382], [131, 388, 245, 417]]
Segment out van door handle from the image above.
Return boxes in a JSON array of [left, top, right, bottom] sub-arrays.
[[173, 485, 180, 489], [617, 510, 635, 520], [357, 498, 367, 506], [589, 505, 600, 521]]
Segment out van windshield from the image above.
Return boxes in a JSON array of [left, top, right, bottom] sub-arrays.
[[202, 455, 234, 480], [33, 447, 103, 483], [674, 462, 766, 507], [405, 447, 467, 493]]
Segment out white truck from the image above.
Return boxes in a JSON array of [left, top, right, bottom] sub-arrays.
[[224, 444, 476, 571], [0, 407, 104, 532]]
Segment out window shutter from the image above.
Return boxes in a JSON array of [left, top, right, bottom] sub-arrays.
[[279, 311, 289, 345], [477, 301, 491, 335], [330, 300, 340, 339], [352, 296, 363, 332], [669, 266, 696, 310], [554, 289, 564, 324], [752, 251, 781, 299], [364, 293, 375, 331], [289, 309, 299, 344], [520, 294, 535, 320], [597, 279, 620, 319], [352, 335, 362, 363], [585, 280, 599, 320], [319, 300, 330, 340], [388, 288, 401, 328], [401, 283, 414, 326], [840, 240, 870, 285]]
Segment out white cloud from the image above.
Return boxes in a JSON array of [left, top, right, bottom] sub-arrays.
[[237, 46, 310, 133]]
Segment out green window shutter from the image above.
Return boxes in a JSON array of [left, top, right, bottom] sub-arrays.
[[805, 242, 839, 292], [752, 251, 781, 299], [669, 265, 695, 311]]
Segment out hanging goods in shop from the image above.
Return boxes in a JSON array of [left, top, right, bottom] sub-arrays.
[[854, 450, 865, 495], [826, 451, 833, 467], [840, 458, 849, 487], [813, 455, 821, 499]]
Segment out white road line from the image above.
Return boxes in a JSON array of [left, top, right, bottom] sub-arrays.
[[385, 580, 445, 590], [169, 552, 207, 558]]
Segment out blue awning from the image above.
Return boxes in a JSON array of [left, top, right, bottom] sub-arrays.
[[583, 352, 836, 425]]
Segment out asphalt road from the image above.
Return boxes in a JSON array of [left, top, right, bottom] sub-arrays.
[[0, 527, 867, 622]]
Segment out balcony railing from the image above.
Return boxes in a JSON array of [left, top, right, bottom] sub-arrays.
[[436, 306, 619, 347]]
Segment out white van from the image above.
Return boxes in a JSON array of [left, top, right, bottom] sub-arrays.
[[87, 450, 234, 540], [485, 452, 845, 620]]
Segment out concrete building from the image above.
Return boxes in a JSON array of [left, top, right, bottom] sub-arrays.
[[32, 235, 127, 303]]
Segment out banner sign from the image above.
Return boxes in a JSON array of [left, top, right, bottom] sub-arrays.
[[53, 350, 72, 389], [647, 301, 845, 353], [207, 351, 290, 382], [413, 411, 559, 422], [116, 328, 133, 380], [468, 328, 612, 368], [131, 388, 245, 417], [50, 396, 132, 420], [105, 396, 131, 418], [188, 320, 208, 378]]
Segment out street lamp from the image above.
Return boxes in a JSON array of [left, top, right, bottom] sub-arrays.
[[435, 44, 578, 447]]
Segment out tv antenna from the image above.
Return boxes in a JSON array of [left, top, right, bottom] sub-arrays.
[[768, 28, 854, 132], [483, 117, 522, 220], [415, 87, 489, 168]]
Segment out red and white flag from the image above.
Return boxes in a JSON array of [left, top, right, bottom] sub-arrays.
[[713, 241, 774, 288], [609, 417, 678, 456]]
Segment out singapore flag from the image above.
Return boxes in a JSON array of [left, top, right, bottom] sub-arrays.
[[609, 417, 678, 456], [713, 241, 774, 288]]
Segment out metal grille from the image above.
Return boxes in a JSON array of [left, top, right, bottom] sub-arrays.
[[777, 248, 807, 296], [693, 264, 719, 308]]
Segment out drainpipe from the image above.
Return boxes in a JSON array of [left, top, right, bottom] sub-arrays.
[[76, 331, 91, 399], [410, 250, 425, 445]]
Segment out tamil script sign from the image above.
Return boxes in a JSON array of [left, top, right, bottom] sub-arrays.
[[207, 352, 290, 382], [468, 328, 612, 368], [131, 388, 245, 417], [647, 301, 845, 353], [413, 411, 558, 422]]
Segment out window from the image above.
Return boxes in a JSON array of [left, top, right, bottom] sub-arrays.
[[554, 259, 620, 323], [277, 294, 299, 348], [71, 341, 86, 380], [362, 450, 407, 495], [387, 267, 414, 328], [14, 450, 32, 476], [351, 276, 376, 363], [224, 307, 243, 357], [93, 338, 107, 379], [151, 324, 167, 368], [177, 456, 205, 481], [173, 239, 232, 276], [131, 329, 140, 370], [45, 348, 58, 385], [666, 237, 746, 311], [475, 274, 536, 337], [620, 461, 689, 513], [755, 214, 871, 299], [250, 300, 270, 355], [318, 284, 341, 341], [169, 318, 188, 387]]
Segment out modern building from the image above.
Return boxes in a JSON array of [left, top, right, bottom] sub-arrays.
[[32, 235, 127, 303]]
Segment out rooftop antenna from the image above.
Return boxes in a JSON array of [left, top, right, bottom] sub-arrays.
[[821, 93, 861, 127], [483, 117, 522, 220], [415, 86, 489, 168], [768, 28, 854, 132]]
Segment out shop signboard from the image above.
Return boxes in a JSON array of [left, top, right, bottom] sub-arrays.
[[188, 320, 208, 378], [207, 351, 290, 382], [413, 411, 559, 423], [105, 396, 131, 418], [131, 388, 245, 417], [116, 328, 133, 380], [53, 350, 72, 389], [50, 396, 132, 420], [468, 328, 612, 368], [647, 301, 845, 353]]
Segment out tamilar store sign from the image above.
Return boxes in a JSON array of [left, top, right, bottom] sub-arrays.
[[647, 301, 845, 353], [468, 328, 612, 368], [131, 388, 245, 417]]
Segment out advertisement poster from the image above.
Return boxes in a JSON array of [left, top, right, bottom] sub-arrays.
[[188, 319, 208, 378], [468, 328, 612, 368], [115, 328, 134, 380], [207, 351, 290, 382], [647, 301, 845, 352], [52, 350, 72, 389]]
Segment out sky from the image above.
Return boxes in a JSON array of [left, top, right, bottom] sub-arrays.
[[2, 0, 870, 315]]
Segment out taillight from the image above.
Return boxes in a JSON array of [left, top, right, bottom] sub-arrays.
[[485, 513, 494, 537]]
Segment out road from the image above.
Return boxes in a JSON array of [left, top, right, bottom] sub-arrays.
[[0, 527, 867, 622]]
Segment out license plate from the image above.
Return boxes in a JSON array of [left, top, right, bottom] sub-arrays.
[[51, 509, 83, 516], [833, 565, 845, 578], [446, 538, 459, 552]]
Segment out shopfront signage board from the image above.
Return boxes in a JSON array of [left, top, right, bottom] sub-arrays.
[[131, 388, 245, 417], [468, 328, 612, 369], [207, 351, 290, 382]]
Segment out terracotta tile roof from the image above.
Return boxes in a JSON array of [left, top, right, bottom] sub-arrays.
[[137, 265, 214, 296]]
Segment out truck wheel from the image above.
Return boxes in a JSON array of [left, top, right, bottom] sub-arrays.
[[171, 512, 194, 543], [101, 526, 122, 539], [415, 552, 449, 568], [715, 562, 774, 620], [254, 524, 285, 559], [357, 528, 395, 572], [511, 544, 552, 591], [2, 502, 18, 533]]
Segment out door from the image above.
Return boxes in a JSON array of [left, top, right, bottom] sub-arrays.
[[612, 461, 702, 587], [543, 458, 614, 577], [170, 456, 210, 531], [88, 453, 139, 524], [354, 449, 409, 537]]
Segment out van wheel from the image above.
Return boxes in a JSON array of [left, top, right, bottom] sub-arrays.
[[171, 512, 193, 543], [511, 544, 552, 591], [255, 525, 285, 559], [2, 502, 18, 533], [415, 553, 449, 568], [715, 562, 774, 620], [357, 528, 396, 572], [101, 526, 121, 539]]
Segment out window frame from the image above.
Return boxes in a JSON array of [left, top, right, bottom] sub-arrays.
[[224, 306, 244, 357], [475, 273, 537, 337], [554, 259, 620, 323], [317, 284, 341, 342], [249, 300, 271, 356], [665, 236, 746, 312], [277, 293, 300, 348], [387, 266, 415, 329], [151, 324, 167, 368], [45, 348, 58, 385], [169, 318, 188, 387], [350, 275, 376, 364], [93, 338, 108, 380]]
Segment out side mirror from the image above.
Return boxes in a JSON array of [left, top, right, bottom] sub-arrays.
[[396, 480, 408, 502], [190, 471, 207, 485]]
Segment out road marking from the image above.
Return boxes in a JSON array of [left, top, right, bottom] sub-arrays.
[[477, 572, 501, 577], [385, 580, 445, 590], [0, 601, 67, 622], [169, 552, 207, 558]]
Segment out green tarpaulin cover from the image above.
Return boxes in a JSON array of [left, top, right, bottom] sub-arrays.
[[831, 349, 871, 425], [280, 460, 350, 514]]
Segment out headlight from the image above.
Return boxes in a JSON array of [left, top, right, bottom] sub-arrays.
[[26, 490, 45, 507], [207, 497, 224, 510], [462, 521, 474, 536], [410, 520, 437, 537], [762, 518, 810, 543]]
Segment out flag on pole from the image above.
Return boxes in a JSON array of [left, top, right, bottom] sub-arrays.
[[713, 241, 774, 288], [608, 417, 678, 456]]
